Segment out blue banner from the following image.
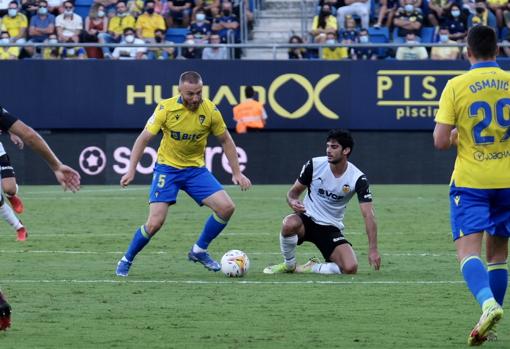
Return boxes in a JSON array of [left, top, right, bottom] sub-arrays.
[[0, 59, 502, 130]]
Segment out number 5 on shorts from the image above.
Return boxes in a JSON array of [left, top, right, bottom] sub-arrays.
[[157, 174, 166, 188]]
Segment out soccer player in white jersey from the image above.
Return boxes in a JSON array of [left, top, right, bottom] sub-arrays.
[[264, 129, 381, 275]]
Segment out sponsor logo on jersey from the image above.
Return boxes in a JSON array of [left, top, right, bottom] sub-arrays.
[[175, 114, 180, 120], [342, 184, 350, 193], [170, 131, 199, 141], [454, 195, 460, 206], [147, 113, 155, 124], [199, 115, 206, 124], [317, 188, 344, 201], [332, 236, 345, 242]]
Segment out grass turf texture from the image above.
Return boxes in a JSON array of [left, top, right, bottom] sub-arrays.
[[0, 185, 508, 348]]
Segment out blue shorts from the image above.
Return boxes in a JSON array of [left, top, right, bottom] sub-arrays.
[[450, 183, 510, 241], [149, 163, 223, 205]]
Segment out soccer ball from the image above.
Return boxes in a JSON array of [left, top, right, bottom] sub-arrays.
[[221, 250, 250, 277]]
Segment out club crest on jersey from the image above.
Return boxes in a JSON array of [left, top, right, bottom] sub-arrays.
[[342, 184, 351, 193], [198, 115, 206, 125]]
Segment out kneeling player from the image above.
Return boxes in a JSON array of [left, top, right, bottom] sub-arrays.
[[264, 129, 381, 274]]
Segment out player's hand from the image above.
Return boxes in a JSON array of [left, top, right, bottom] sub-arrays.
[[289, 199, 306, 213], [368, 248, 381, 271], [450, 128, 458, 147], [54, 165, 81, 193], [232, 173, 251, 191], [120, 171, 135, 188], [0, 293, 11, 331], [9, 133, 24, 149]]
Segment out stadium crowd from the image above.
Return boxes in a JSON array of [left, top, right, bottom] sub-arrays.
[[0, 0, 252, 59], [292, 0, 510, 60], [0, 0, 509, 59]]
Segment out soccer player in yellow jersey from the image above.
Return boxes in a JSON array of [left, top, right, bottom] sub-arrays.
[[434, 25, 509, 346], [116, 71, 251, 276]]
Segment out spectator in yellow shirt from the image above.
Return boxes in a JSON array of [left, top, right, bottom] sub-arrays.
[[0, 31, 19, 59], [320, 32, 349, 60], [311, 4, 338, 42], [98, 1, 136, 58], [1, 1, 28, 44], [135, 0, 166, 42]]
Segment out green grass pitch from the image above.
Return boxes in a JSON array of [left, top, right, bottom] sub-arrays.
[[0, 185, 508, 348]]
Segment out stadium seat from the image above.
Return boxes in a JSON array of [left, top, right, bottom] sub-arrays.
[[75, 0, 93, 6], [420, 26, 436, 43], [500, 26, 509, 40], [166, 28, 188, 43], [368, 27, 389, 58], [74, 5, 90, 19]]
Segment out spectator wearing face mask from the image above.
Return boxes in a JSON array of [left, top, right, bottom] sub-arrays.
[[211, 1, 239, 43], [41, 33, 60, 59], [468, 0, 497, 28], [1, 1, 28, 44], [98, 1, 136, 58], [147, 28, 175, 59], [135, 0, 166, 42], [28, 0, 54, 43], [82, 4, 108, 58], [112, 27, 146, 59], [168, 0, 192, 27], [188, 10, 211, 44], [55, 0, 82, 43], [202, 33, 228, 59], [396, 32, 428, 60], [320, 32, 349, 60], [430, 26, 460, 59], [0, 31, 18, 59], [351, 28, 377, 60], [181, 33, 200, 59], [311, 4, 338, 42], [393, 0, 423, 41], [445, 5, 467, 41], [61, 38, 87, 59]]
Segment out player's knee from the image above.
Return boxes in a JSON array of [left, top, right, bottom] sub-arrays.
[[281, 215, 301, 235], [145, 220, 164, 235], [217, 202, 235, 220], [341, 262, 358, 274]]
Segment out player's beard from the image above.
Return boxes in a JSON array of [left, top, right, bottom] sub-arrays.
[[184, 98, 202, 111]]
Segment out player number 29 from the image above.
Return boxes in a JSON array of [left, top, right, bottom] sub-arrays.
[[469, 98, 510, 145]]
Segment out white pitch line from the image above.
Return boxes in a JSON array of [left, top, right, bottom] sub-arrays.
[[0, 249, 456, 257], [0, 279, 464, 285]]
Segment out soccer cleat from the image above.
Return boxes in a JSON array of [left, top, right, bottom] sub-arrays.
[[0, 291, 11, 331], [7, 195, 24, 214], [296, 257, 321, 273], [115, 258, 132, 277], [263, 262, 296, 274], [16, 227, 27, 242], [467, 302, 503, 346], [188, 250, 221, 272]]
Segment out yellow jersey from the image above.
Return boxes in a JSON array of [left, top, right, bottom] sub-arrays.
[[1, 13, 28, 38], [435, 61, 510, 189], [108, 15, 136, 36], [145, 96, 227, 168], [135, 13, 166, 38]]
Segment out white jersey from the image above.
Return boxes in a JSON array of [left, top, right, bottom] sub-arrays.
[[298, 156, 372, 230]]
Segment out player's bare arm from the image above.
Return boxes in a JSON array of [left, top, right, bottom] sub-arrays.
[[433, 122, 455, 150], [216, 131, 251, 190], [9, 120, 81, 192], [9, 132, 23, 149], [120, 129, 155, 188], [286, 180, 306, 213], [360, 202, 381, 270]]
